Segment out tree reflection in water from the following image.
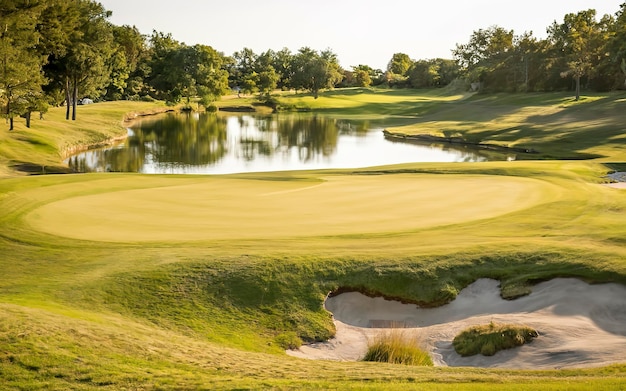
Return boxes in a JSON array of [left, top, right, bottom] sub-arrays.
[[67, 112, 496, 174]]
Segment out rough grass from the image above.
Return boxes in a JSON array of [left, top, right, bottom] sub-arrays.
[[363, 328, 433, 366], [453, 322, 539, 357]]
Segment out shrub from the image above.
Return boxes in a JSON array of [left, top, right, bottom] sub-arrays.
[[362, 329, 433, 366], [453, 322, 538, 357]]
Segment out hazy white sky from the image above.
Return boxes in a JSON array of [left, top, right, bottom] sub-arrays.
[[99, 0, 624, 70]]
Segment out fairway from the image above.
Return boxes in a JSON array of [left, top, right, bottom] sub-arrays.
[[25, 173, 558, 242]]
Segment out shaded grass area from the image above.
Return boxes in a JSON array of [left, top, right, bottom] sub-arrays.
[[382, 91, 626, 161], [453, 322, 539, 357]]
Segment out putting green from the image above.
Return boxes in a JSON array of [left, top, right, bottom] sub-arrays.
[[24, 174, 560, 242]]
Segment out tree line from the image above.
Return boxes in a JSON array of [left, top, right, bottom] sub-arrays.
[[2, 0, 626, 130]]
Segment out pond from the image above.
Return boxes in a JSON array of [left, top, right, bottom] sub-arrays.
[[66, 113, 511, 174]]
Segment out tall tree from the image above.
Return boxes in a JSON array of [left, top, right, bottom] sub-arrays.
[[255, 50, 279, 97], [0, 0, 46, 130], [189, 44, 230, 107], [352, 65, 373, 87], [605, 3, 626, 89], [272, 47, 293, 90], [387, 53, 412, 76], [548, 9, 610, 100], [231, 47, 258, 94], [145, 31, 183, 103], [385, 52, 412, 87], [146, 32, 228, 105], [105, 24, 147, 100], [44, 0, 114, 120], [453, 26, 514, 91], [291, 47, 342, 98]]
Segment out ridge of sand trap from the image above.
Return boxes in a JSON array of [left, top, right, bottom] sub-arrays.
[[287, 278, 626, 369]]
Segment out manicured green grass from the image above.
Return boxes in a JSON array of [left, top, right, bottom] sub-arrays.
[[453, 322, 539, 357], [1, 89, 626, 389]]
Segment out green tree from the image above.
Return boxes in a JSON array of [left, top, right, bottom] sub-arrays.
[[291, 47, 342, 98], [145, 31, 183, 103], [146, 32, 228, 106], [255, 50, 279, 97], [190, 44, 230, 107], [49, 0, 115, 120], [453, 26, 514, 91], [231, 47, 258, 95], [387, 53, 412, 76], [106, 24, 147, 100], [604, 3, 626, 90], [385, 53, 412, 87], [408, 60, 440, 88], [352, 65, 374, 87], [0, 0, 47, 130], [40, 0, 79, 107], [548, 9, 611, 100], [272, 47, 294, 89]]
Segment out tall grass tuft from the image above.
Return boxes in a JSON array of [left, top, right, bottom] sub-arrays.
[[362, 328, 433, 366], [453, 321, 538, 357]]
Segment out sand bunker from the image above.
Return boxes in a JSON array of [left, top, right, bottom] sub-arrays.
[[288, 278, 626, 369]]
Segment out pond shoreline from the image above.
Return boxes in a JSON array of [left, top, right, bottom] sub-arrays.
[[60, 107, 178, 161], [382, 130, 538, 155]]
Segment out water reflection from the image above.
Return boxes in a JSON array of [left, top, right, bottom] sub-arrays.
[[67, 113, 503, 174]]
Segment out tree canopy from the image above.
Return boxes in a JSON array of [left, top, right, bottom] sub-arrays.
[[2, 1, 626, 130]]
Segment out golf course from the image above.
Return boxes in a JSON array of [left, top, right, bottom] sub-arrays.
[[2, 88, 626, 389]]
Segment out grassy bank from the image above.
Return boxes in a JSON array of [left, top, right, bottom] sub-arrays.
[[0, 101, 172, 177], [1, 89, 626, 389]]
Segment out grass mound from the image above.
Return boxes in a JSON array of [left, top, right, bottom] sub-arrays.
[[453, 322, 538, 357], [362, 328, 433, 366]]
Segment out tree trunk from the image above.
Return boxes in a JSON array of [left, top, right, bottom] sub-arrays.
[[72, 75, 78, 121], [25, 111, 31, 128], [575, 75, 580, 101], [65, 76, 71, 120], [7, 96, 12, 131]]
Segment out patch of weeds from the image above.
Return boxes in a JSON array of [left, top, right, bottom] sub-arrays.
[[362, 328, 432, 366], [453, 321, 538, 357]]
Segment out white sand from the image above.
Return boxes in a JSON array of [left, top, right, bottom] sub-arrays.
[[287, 278, 626, 369]]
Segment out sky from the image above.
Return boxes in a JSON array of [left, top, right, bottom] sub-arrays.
[[99, 0, 624, 70]]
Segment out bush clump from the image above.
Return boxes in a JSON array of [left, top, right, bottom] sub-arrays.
[[362, 329, 433, 366], [453, 322, 538, 357]]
